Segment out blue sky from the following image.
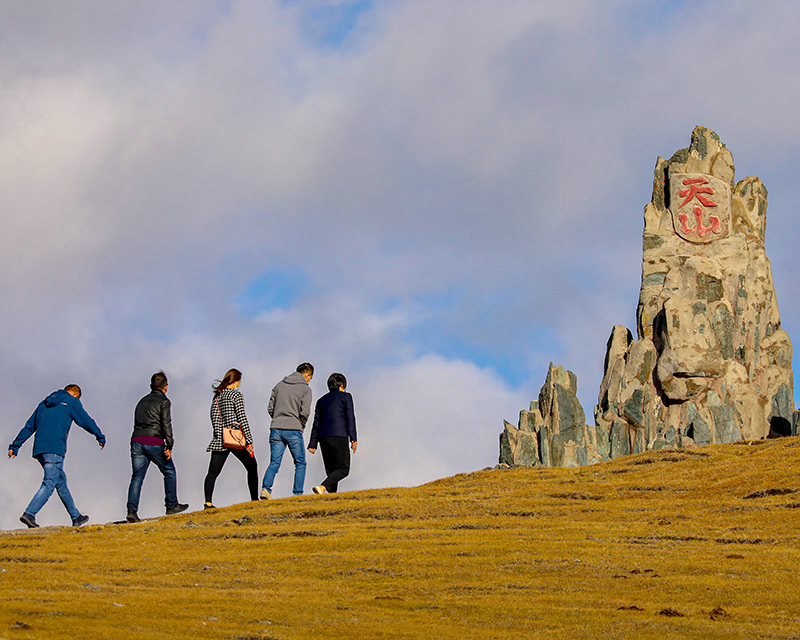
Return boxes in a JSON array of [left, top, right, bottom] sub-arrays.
[[292, 0, 373, 48], [2, 0, 800, 528]]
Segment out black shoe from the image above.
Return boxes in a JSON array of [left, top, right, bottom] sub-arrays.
[[126, 511, 141, 523], [166, 503, 189, 516], [203, 503, 216, 510], [19, 513, 39, 528], [72, 514, 89, 527]]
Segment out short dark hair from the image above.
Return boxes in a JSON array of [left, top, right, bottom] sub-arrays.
[[296, 362, 314, 376], [64, 384, 81, 398], [151, 371, 168, 391], [327, 373, 347, 392]]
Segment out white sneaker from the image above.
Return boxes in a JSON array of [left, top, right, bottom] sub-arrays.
[[260, 489, 271, 500]]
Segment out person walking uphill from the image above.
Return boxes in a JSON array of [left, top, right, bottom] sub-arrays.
[[308, 373, 357, 495], [260, 363, 314, 499], [125, 371, 188, 523], [203, 368, 259, 509], [8, 385, 105, 528]]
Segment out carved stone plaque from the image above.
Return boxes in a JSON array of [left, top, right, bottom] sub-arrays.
[[670, 172, 730, 243]]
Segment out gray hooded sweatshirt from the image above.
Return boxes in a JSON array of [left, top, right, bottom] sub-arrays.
[[268, 371, 312, 431]]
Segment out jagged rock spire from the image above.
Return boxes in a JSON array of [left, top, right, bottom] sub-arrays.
[[501, 127, 795, 467]]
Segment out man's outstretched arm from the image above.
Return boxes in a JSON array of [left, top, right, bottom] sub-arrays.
[[70, 401, 106, 448], [9, 407, 39, 458]]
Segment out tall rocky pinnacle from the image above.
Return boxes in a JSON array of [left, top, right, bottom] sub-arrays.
[[500, 126, 796, 468]]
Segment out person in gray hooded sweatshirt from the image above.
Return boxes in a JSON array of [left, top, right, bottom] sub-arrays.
[[260, 363, 313, 498]]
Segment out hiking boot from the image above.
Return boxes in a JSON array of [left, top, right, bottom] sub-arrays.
[[312, 485, 327, 495], [72, 514, 89, 527], [260, 488, 272, 500], [166, 503, 189, 516], [126, 511, 141, 523], [19, 513, 39, 528]]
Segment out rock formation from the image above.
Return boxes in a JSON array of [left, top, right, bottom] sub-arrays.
[[500, 363, 608, 467], [501, 126, 796, 467]]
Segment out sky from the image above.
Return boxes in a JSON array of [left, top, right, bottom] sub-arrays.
[[2, 0, 800, 529]]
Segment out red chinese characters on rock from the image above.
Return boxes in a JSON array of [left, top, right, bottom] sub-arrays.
[[677, 176, 720, 238]]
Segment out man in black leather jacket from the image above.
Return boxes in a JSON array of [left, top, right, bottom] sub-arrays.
[[125, 371, 188, 522]]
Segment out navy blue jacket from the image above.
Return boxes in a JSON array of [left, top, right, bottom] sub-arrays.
[[9, 389, 105, 458], [309, 390, 357, 449]]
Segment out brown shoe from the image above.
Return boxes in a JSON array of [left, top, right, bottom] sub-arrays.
[[312, 485, 327, 495]]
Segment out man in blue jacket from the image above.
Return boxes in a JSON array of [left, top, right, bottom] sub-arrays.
[[8, 384, 106, 528]]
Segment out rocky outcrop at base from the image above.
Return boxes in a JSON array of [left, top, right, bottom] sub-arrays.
[[501, 363, 608, 467], [501, 127, 796, 467]]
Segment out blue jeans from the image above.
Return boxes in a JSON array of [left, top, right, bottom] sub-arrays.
[[261, 429, 306, 495], [126, 441, 178, 512], [25, 453, 80, 521]]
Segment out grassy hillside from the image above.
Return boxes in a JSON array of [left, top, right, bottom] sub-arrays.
[[1, 438, 800, 639]]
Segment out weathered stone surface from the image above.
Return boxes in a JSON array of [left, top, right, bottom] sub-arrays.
[[598, 125, 794, 449], [501, 127, 795, 467], [499, 363, 605, 467], [610, 420, 630, 458]]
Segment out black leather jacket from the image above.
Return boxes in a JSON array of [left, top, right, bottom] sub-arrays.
[[132, 389, 174, 450]]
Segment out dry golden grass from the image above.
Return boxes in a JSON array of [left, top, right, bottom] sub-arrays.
[[2, 439, 800, 639]]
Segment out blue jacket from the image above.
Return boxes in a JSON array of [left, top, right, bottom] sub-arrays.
[[309, 390, 357, 448], [9, 389, 105, 458]]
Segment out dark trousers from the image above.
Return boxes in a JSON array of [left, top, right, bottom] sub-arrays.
[[319, 436, 350, 493], [204, 449, 259, 503]]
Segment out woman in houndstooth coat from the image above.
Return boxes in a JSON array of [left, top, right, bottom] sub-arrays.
[[203, 368, 259, 508]]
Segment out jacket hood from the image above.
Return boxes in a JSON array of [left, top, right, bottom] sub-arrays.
[[282, 371, 308, 385], [43, 389, 73, 408]]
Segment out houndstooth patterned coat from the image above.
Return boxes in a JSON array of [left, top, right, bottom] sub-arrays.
[[207, 388, 254, 452]]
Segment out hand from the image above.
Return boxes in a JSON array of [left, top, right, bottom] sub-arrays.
[[8, 450, 15, 459], [246, 444, 254, 457], [307, 447, 316, 454], [351, 441, 357, 454], [164, 448, 172, 460], [99, 442, 105, 450]]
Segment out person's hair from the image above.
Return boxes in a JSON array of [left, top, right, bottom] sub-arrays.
[[327, 373, 347, 392], [150, 371, 168, 391], [213, 368, 242, 395], [64, 384, 81, 398], [296, 362, 314, 376]]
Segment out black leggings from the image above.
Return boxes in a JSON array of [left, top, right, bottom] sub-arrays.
[[320, 436, 351, 494], [204, 449, 259, 503]]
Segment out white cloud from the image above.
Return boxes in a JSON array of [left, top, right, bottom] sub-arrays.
[[0, 76, 118, 278]]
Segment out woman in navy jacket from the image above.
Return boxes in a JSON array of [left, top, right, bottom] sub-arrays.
[[307, 373, 357, 494]]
